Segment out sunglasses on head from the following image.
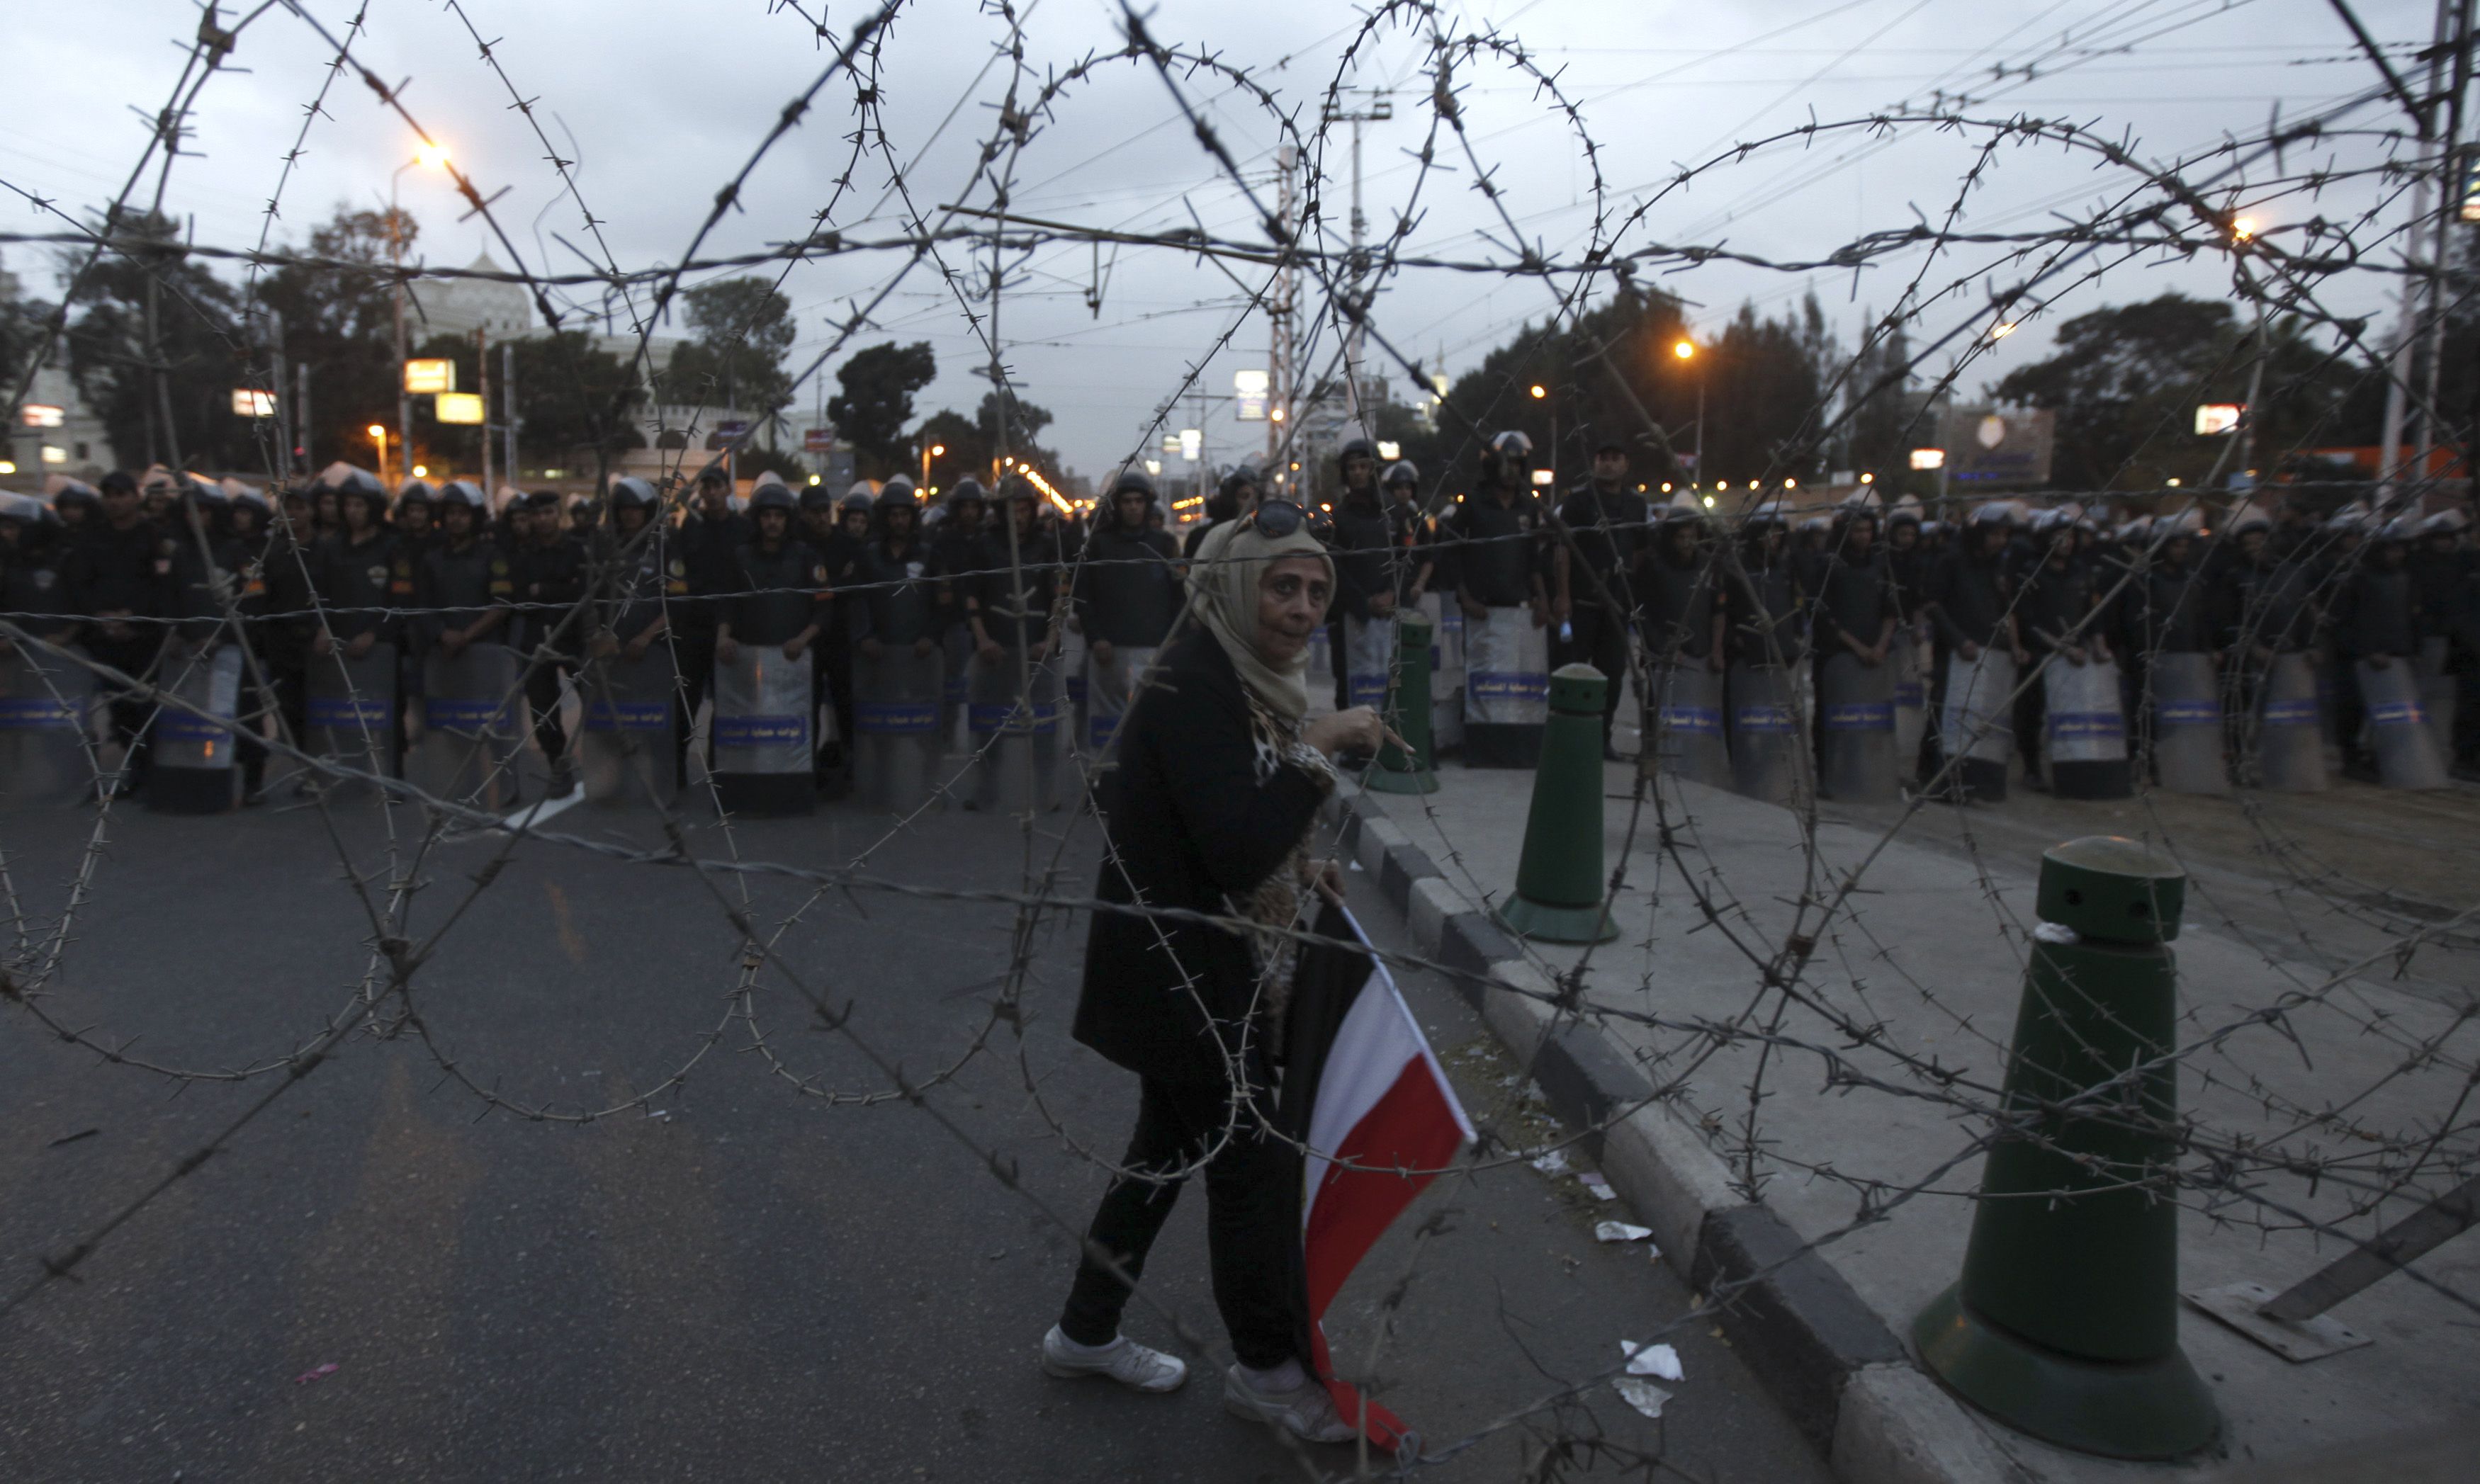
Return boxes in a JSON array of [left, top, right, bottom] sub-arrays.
[[1241, 499, 1312, 538]]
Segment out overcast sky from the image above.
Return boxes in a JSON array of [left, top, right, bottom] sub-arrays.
[[3, 0, 2445, 482]]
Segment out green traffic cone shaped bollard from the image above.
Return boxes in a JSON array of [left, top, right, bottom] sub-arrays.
[[1495, 664, 1618, 943], [1913, 836, 2219, 1460], [1365, 611, 1439, 795]]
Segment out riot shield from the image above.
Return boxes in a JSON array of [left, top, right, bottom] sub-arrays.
[[1648, 660, 1727, 787], [1082, 644, 1157, 757], [2147, 652, 2228, 795], [414, 644, 522, 811], [1303, 624, 1337, 723], [1817, 650, 1898, 803], [1939, 647, 2016, 802], [2041, 656, 2131, 799], [1059, 623, 1088, 757], [2416, 635, 2458, 769], [1422, 592, 1464, 752], [579, 646, 680, 808], [941, 625, 974, 752], [1727, 663, 1803, 807], [307, 642, 398, 793], [149, 640, 242, 813], [0, 644, 94, 809], [710, 645, 814, 815], [968, 647, 1061, 815], [2358, 657, 2447, 791], [1343, 613, 1396, 713], [2251, 651, 2326, 792], [855, 644, 946, 815], [1890, 630, 1927, 773], [1462, 605, 1549, 768]]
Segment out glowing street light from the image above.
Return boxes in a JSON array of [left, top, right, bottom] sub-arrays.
[[1991, 321, 2019, 339], [2233, 216, 2258, 241], [414, 141, 451, 169], [1528, 384, 1547, 400], [368, 423, 390, 484], [1672, 339, 1696, 361]]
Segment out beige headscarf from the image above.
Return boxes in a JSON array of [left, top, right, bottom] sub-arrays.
[[1185, 517, 1333, 723]]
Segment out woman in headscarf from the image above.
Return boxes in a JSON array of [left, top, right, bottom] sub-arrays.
[[1039, 503, 1382, 1445]]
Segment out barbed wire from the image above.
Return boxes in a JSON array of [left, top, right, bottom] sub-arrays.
[[5, 0, 2479, 1474]]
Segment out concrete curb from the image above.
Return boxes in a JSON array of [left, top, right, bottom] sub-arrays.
[[1327, 788, 2013, 1484]]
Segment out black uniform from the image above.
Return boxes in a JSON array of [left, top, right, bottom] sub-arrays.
[[1074, 522, 1183, 650], [1634, 539, 1719, 664], [726, 537, 833, 648], [1445, 488, 1546, 610], [61, 517, 174, 790], [674, 506, 752, 781], [848, 536, 947, 649], [511, 529, 590, 783]]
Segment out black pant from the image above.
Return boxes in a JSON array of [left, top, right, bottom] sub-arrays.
[[1551, 604, 1630, 745], [526, 653, 576, 782], [85, 633, 164, 788], [1058, 1069, 1296, 1369], [674, 629, 716, 786]]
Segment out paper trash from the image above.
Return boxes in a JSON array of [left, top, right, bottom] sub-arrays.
[[1621, 1341, 1684, 1381]]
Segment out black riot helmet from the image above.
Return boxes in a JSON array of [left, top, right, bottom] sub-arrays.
[[607, 477, 659, 511], [945, 476, 988, 507], [750, 479, 799, 514], [1109, 466, 1156, 501]]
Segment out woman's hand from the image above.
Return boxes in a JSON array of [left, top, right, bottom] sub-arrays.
[[1302, 705, 1385, 758]]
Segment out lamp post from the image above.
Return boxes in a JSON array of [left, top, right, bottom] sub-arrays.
[[1672, 338, 1703, 484], [922, 441, 945, 492], [390, 142, 449, 489], [368, 424, 390, 485]]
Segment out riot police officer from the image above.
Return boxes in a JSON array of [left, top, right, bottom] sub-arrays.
[[310, 468, 416, 777], [672, 465, 749, 786], [510, 489, 590, 796], [716, 478, 830, 678], [1552, 441, 1645, 754], [1073, 470, 1183, 752], [61, 470, 174, 798]]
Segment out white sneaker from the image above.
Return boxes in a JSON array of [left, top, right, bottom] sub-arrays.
[[1222, 1364, 1358, 1444], [1039, 1325, 1188, 1393]]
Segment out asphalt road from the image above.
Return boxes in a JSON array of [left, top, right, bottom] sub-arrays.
[[0, 781, 1831, 1483]]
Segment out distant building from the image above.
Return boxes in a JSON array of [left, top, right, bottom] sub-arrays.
[[6, 356, 118, 489]]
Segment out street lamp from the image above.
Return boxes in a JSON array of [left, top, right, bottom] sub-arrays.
[[390, 142, 451, 491], [1672, 336, 1705, 480], [368, 423, 389, 482], [1528, 383, 1547, 399], [921, 441, 945, 489]]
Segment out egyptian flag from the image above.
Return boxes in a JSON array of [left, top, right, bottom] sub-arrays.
[[1278, 898, 1477, 1454]]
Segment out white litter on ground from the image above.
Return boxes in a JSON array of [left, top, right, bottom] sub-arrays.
[[1614, 1378, 1671, 1420], [1620, 1341, 1683, 1381], [1593, 1220, 1655, 1247]]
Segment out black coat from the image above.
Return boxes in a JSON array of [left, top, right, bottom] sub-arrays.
[[1072, 628, 1329, 1088]]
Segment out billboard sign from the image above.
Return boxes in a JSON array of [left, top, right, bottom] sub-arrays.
[[1934, 406, 2053, 486]]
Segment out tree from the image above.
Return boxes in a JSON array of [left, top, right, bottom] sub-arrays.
[[825, 340, 936, 476], [60, 210, 250, 471], [505, 331, 648, 472], [1994, 293, 2352, 489], [0, 260, 52, 400], [658, 276, 798, 419], [257, 204, 414, 472], [909, 390, 1062, 487]]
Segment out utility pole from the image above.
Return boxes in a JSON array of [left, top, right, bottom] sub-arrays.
[[2375, 0, 2457, 506], [1268, 143, 1297, 474], [500, 341, 517, 489], [295, 359, 312, 472], [1321, 91, 1392, 431], [478, 327, 493, 496], [2413, 0, 2476, 486], [389, 200, 408, 487]]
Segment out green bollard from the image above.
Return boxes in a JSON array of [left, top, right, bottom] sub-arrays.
[[1365, 612, 1439, 795], [1495, 664, 1618, 943], [1913, 836, 2219, 1460]]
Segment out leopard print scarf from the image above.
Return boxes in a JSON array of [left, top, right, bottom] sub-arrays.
[[1236, 693, 1338, 1028]]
